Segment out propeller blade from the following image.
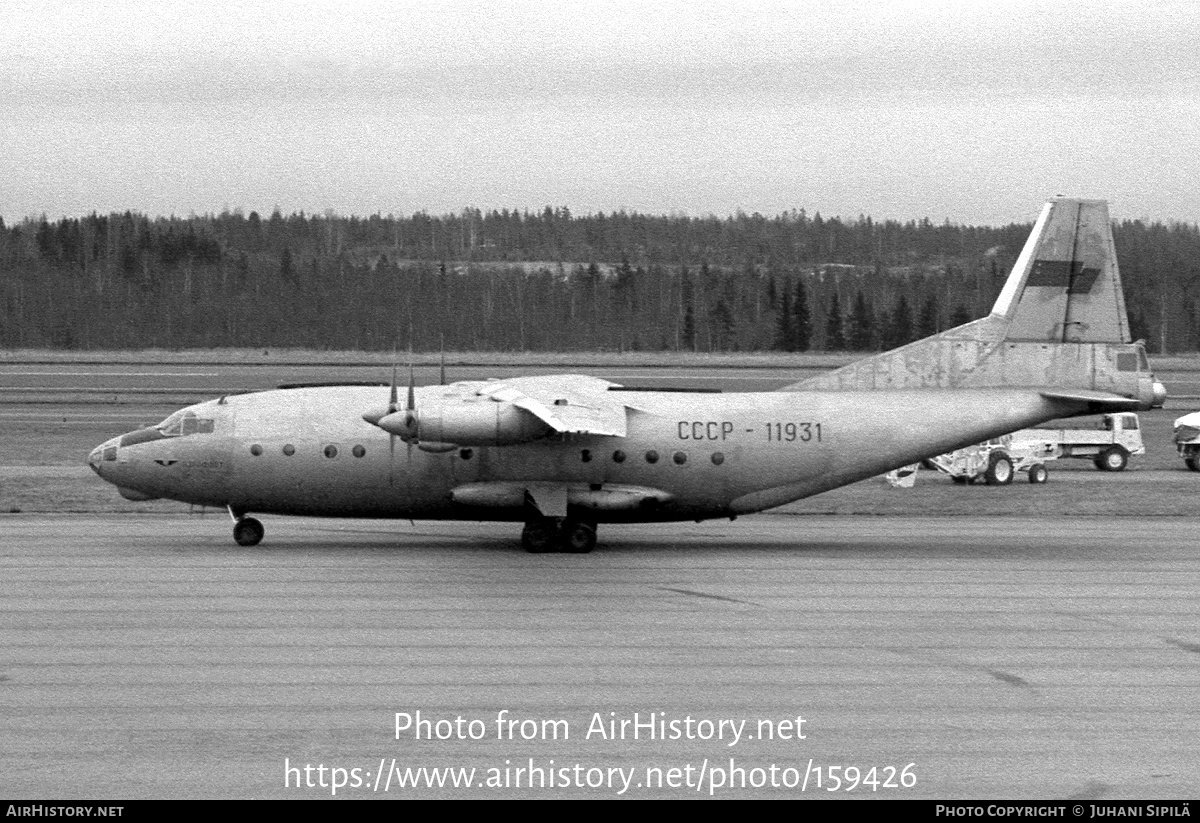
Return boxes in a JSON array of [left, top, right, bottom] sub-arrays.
[[439, 334, 447, 385], [365, 351, 401, 428], [404, 343, 418, 458], [388, 431, 396, 486], [389, 362, 398, 413], [406, 366, 415, 421]]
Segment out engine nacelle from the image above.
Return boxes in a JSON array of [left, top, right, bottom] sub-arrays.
[[376, 399, 552, 446], [421, 399, 552, 445]]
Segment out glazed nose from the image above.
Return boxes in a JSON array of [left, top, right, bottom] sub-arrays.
[[88, 438, 121, 476]]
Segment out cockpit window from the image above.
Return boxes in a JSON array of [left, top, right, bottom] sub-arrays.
[[157, 410, 215, 437]]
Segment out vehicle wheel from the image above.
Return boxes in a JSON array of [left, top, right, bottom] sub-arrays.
[[1186, 454, 1200, 472], [1098, 447, 1128, 472], [951, 475, 969, 485], [984, 453, 1014, 486], [521, 518, 559, 554], [559, 520, 597, 554], [1028, 464, 1048, 484], [233, 517, 264, 546]]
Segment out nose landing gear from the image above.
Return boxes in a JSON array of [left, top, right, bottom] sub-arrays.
[[233, 517, 264, 546], [227, 506, 264, 546]]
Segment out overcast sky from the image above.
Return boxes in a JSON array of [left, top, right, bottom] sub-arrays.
[[3, 0, 1198, 225]]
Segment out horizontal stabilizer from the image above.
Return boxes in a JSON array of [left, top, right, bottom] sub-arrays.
[[1038, 389, 1143, 413]]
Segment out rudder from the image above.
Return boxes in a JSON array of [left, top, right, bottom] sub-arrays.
[[993, 198, 1130, 344]]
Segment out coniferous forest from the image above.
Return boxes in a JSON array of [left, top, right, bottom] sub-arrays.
[[2, 208, 1198, 353]]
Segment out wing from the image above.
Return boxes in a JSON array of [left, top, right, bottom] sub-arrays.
[[474, 374, 629, 437]]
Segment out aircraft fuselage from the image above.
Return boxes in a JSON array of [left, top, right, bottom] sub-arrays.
[[90, 383, 1076, 523]]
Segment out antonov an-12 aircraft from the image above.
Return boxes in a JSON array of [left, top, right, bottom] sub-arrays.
[[90, 198, 1166, 553]]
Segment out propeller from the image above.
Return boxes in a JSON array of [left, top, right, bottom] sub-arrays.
[[362, 353, 412, 485]]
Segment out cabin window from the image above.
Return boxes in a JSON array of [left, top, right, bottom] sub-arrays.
[[581, 449, 592, 463], [324, 445, 339, 458], [282, 444, 295, 456], [673, 451, 687, 465], [612, 450, 626, 463], [645, 450, 659, 464], [459, 448, 473, 460], [250, 444, 263, 456], [711, 452, 725, 465], [353, 445, 366, 458], [1116, 353, 1138, 372]]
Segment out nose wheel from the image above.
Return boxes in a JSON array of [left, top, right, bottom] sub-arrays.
[[232, 516, 264, 547]]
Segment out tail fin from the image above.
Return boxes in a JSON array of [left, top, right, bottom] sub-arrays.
[[786, 197, 1166, 410], [992, 198, 1130, 343]]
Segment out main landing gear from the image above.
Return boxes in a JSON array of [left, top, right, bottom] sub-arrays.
[[521, 517, 597, 554], [228, 506, 264, 546]]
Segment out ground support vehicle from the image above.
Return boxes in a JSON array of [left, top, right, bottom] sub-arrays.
[[1018, 412, 1144, 472], [1173, 411, 1200, 471], [917, 413, 1143, 486], [924, 437, 1054, 485]]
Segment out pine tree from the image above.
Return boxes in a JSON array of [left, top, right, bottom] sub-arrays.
[[681, 267, 696, 352], [775, 281, 792, 351], [793, 278, 811, 352], [682, 304, 696, 351], [825, 292, 845, 351], [889, 293, 913, 348], [949, 304, 972, 328], [711, 299, 735, 351], [848, 290, 874, 351], [917, 293, 940, 338]]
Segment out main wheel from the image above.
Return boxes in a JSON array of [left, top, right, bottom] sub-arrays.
[[233, 517, 264, 546], [1098, 447, 1128, 472], [1187, 454, 1200, 472], [1028, 463, 1048, 484], [559, 520, 597, 554], [521, 519, 559, 554], [984, 453, 1014, 485]]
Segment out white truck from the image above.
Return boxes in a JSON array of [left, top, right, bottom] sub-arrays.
[[921, 412, 1144, 485], [1172, 411, 1200, 471]]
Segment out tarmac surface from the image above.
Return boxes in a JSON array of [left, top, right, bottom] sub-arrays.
[[2, 512, 1198, 799], [3, 355, 1198, 799]]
